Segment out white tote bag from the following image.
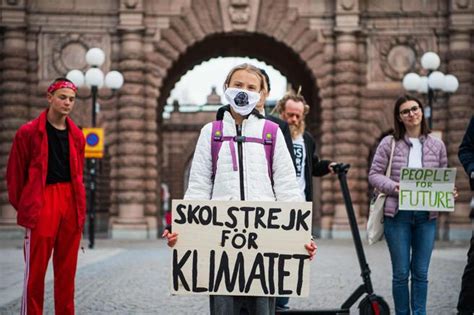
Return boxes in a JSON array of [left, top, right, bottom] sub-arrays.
[[367, 138, 395, 245]]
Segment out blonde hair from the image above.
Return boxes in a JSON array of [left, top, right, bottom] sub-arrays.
[[223, 63, 266, 93], [274, 87, 310, 116]]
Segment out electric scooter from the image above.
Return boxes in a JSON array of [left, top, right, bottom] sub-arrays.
[[278, 163, 390, 315]]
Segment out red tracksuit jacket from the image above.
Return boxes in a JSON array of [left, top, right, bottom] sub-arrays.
[[6, 110, 86, 229]]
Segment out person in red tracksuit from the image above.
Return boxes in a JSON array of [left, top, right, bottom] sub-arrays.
[[6, 77, 86, 315]]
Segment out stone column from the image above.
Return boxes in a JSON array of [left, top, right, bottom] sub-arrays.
[[331, 30, 365, 237], [109, 11, 150, 238], [107, 35, 121, 224], [319, 36, 337, 238], [330, 0, 365, 237], [432, 33, 451, 240], [444, 0, 473, 240], [0, 27, 29, 236], [356, 33, 370, 224], [143, 40, 161, 238], [26, 27, 44, 120], [109, 0, 150, 239], [446, 29, 473, 240]]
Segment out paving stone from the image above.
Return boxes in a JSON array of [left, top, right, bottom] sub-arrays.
[[0, 239, 467, 314]]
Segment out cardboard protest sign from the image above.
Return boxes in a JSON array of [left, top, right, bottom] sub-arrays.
[[399, 167, 456, 212], [170, 200, 313, 297]]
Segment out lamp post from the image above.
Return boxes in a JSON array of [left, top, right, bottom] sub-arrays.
[[402, 51, 459, 129], [66, 47, 123, 249]]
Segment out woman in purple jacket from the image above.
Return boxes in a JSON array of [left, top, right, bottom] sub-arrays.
[[369, 94, 448, 315]]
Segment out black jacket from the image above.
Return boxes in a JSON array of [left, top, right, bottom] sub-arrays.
[[458, 115, 474, 219], [302, 131, 331, 201], [215, 105, 296, 167], [459, 116, 474, 194]]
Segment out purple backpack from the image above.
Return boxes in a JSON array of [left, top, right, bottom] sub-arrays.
[[210, 119, 279, 183]]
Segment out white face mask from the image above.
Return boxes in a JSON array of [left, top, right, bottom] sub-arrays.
[[224, 87, 261, 116]]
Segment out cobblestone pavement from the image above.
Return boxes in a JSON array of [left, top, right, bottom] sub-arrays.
[[0, 238, 468, 315]]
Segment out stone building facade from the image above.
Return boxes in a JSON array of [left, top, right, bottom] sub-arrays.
[[0, 0, 472, 239]]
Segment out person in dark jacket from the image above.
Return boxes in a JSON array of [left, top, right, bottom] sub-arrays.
[[6, 77, 86, 315], [215, 68, 296, 167], [457, 115, 474, 315], [275, 91, 336, 202]]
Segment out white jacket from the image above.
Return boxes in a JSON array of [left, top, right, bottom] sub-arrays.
[[184, 111, 303, 202]]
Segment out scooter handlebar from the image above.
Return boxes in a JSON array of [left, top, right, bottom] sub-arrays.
[[332, 163, 351, 174]]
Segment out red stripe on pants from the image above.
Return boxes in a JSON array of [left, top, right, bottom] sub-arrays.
[[22, 182, 81, 315]]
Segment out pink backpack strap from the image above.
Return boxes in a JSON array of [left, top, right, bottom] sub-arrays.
[[211, 119, 278, 184], [262, 120, 278, 183], [211, 120, 224, 180]]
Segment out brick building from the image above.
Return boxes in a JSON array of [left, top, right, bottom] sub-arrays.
[[0, 0, 473, 239]]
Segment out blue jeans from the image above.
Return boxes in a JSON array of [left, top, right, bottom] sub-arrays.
[[384, 211, 436, 315]]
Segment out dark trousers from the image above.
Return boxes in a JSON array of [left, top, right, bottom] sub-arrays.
[[276, 297, 289, 308], [210, 295, 275, 315], [457, 233, 474, 314]]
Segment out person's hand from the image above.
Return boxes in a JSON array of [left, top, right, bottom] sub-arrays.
[[162, 229, 178, 247], [305, 239, 317, 261], [453, 186, 459, 199], [394, 183, 400, 193], [328, 162, 337, 174]]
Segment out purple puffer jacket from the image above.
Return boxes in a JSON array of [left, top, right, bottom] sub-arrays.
[[368, 134, 448, 219]]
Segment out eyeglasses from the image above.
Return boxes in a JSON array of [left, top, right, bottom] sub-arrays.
[[399, 105, 420, 117]]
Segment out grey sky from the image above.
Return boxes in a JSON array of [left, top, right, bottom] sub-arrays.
[[167, 57, 288, 106]]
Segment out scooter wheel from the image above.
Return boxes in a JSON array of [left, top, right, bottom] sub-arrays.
[[359, 295, 390, 315]]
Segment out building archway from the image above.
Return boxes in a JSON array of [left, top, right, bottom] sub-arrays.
[[110, 0, 344, 238], [113, 0, 474, 239], [2, 1, 471, 240], [156, 32, 320, 116], [156, 32, 323, 232]]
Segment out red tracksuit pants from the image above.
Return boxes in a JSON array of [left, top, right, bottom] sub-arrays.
[[21, 182, 82, 315]]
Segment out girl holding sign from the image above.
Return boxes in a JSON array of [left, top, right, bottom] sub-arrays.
[[163, 64, 316, 315], [369, 95, 448, 315]]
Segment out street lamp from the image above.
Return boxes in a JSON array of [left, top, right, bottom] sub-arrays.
[[402, 51, 459, 129], [66, 47, 124, 249]]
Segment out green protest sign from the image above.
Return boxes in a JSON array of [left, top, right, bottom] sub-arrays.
[[399, 167, 456, 212]]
